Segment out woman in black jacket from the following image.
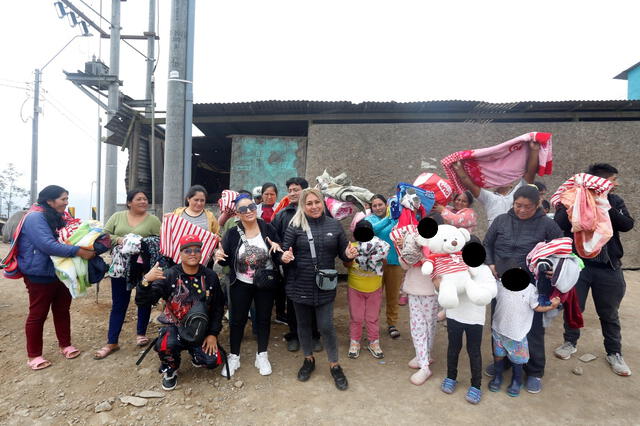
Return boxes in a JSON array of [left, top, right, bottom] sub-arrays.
[[483, 185, 562, 394], [281, 188, 358, 390], [215, 194, 281, 378]]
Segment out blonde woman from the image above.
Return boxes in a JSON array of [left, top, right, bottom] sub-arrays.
[[281, 188, 358, 390]]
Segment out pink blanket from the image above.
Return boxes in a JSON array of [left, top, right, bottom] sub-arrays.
[[325, 197, 357, 221], [441, 132, 553, 194]]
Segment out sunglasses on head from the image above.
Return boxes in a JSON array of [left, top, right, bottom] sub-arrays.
[[182, 247, 202, 255], [237, 203, 258, 214]]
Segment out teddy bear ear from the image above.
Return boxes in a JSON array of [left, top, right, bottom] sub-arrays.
[[459, 228, 471, 242], [417, 217, 438, 239], [501, 268, 530, 292], [462, 242, 485, 267]]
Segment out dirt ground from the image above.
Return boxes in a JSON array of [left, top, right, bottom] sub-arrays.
[[0, 242, 639, 425]]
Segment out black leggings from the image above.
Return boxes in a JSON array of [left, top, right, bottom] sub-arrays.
[[446, 318, 483, 388], [294, 302, 339, 363], [229, 281, 274, 355]]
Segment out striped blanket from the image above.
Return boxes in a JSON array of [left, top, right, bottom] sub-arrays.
[[550, 173, 613, 258], [160, 214, 219, 264], [526, 237, 574, 276], [441, 132, 553, 194], [218, 190, 239, 212]]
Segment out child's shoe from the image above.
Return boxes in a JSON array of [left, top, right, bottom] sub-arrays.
[[465, 386, 482, 404], [410, 367, 432, 385], [347, 340, 360, 359], [367, 340, 384, 359], [398, 293, 408, 306], [507, 364, 524, 397], [440, 377, 457, 394], [408, 357, 420, 369], [488, 359, 505, 392]]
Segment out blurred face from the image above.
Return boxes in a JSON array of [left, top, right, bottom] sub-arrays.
[[180, 246, 202, 266], [262, 187, 277, 206], [513, 196, 538, 220], [288, 184, 303, 204], [453, 193, 470, 211], [128, 192, 149, 213], [236, 198, 257, 223], [187, 191, 206, 213], [607, 174, 619, 192], [304, 193, 324, 219], [47, 192, 69, 214], [371, 198, 386, 217]]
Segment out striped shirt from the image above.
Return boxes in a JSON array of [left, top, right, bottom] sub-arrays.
[[180, 211, 208, 230], [426, 252, 467, 280]]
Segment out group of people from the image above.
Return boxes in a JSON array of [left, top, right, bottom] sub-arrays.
[[12, 153, 634, 403]]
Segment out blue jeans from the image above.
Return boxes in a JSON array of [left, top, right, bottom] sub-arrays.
[[107, 277, 151, 344]]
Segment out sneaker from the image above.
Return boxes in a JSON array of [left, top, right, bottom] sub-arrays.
[[408, 357, 420, 369], [554, 342, 577, 360], [162, 370, 178, 391], [221, 354, 240, 378], [313, 337, 323, 352], [525, 376, 542, 394], [348, 340, 360, 359], [254, 352, 272, 376], [410, 367, 432, 386], [297, 357, 315, 382], [367, 340, 384, 359], [330, 365, 349, 391], [465, 386, 482, 404], [287, 338, 300, 352], [273, 315, 288, 326], [606, 353, 632, 377]]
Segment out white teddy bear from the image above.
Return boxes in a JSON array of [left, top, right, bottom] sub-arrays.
[[416, 223, 494, 309]]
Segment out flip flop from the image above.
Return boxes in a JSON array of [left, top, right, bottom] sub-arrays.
[[27, 356, 52, 370], [60, 345, 81, 359], [93, 345, 120, 360], [136, 336, 150, 347]]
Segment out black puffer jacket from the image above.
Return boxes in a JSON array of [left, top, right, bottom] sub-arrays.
[[282, 214, 350, 306], [272, 203, 297, 240], [484, 207, 562, 277]]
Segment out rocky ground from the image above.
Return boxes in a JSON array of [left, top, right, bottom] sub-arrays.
[[0, 242, 639, 425]]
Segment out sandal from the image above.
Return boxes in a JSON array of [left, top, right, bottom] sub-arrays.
[[388, 326, 401, 339], [59, 345, 80, 359], [136, 336, 150, 347], [27, 356, 52, 370], [93, 345, 120, 360]]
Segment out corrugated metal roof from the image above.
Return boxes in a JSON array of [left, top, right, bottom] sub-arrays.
[[193, 99, 640, 117]]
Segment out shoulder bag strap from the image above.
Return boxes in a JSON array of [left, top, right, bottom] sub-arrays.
[[305, 228, 318, 271]]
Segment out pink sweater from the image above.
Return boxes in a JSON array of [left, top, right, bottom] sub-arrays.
[[400, 260, 436, 296]]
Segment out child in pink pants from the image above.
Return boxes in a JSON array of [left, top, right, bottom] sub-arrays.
[[345, 221, 390, 359]]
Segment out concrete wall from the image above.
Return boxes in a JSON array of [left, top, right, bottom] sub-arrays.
[[307, 121, 640, 268]]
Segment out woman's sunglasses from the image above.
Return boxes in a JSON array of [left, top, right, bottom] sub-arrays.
[[182, 247, 202, 255], [237, 203, 258, 214]]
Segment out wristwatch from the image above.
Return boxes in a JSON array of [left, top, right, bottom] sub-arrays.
[[141, 277, 150, 287]]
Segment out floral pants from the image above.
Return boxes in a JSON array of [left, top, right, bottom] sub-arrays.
[[409, 294, 439, 369]]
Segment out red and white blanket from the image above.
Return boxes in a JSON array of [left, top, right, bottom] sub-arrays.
[[526, 237, 574, 276], [550, 173, 613, 259], [217, 189, 239, 212], [441, 132, 553, 194], [160, 214, 219, 264]]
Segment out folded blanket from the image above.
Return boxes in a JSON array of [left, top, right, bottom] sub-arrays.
[[218, 189, 239, 212], [526, 237, 574, 277], [316, 170, 374, 212], [441, 132, 553, 194], [160, 214, 219, 264], [51, 220, 104, 298], [550, 173, 614, 258]]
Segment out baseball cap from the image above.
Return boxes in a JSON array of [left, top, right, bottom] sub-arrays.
[[179, 234, 203, 251]]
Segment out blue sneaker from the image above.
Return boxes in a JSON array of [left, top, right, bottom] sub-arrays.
[[465, 386, 482, 404], [441, 378, 457, 394], [526, 376, 542, 394]]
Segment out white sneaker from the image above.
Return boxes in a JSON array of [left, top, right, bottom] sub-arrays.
[[254, 352, 272, 376], [222, 354, 240, 377], [606, 353, 632, 377], [554, 342, 577, 360]]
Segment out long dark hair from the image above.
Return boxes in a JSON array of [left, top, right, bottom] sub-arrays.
[[37, 185, 68, 236], [184, 185, 208, 207]]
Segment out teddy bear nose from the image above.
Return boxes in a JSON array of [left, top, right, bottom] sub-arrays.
[[451, 240, 458, 247]]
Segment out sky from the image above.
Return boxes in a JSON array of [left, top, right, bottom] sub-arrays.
[[0, 0, 637, 221]]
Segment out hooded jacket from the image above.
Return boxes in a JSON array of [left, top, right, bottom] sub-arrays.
[[554, 193, 634, 269], [271, 203, 298, 240], [281, 214, 350, 306], [484, 207, 562, 277]]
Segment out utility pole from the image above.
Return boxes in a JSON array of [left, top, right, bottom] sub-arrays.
[[104, 0, 121, 220], [30, 69, 41, 204], [183, 0, 195, 196], [145, 0, 157, 212], [163, 0, 195, 213]]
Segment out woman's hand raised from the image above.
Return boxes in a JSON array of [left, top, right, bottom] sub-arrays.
[[281, 247, 295, 264]]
